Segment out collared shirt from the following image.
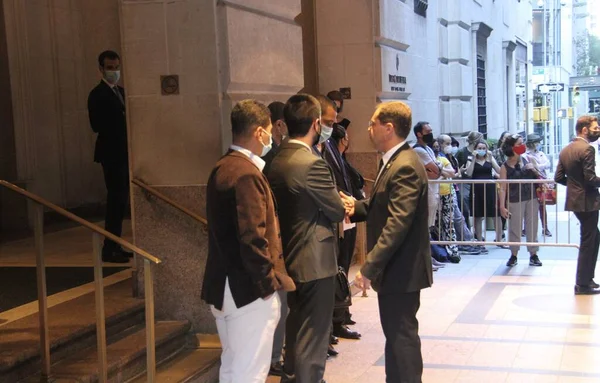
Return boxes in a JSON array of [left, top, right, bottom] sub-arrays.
[[102, 78, 117, 89], [288, 139, 312, 151], [230, 145, 265, 172], [377, 140, 407, 180]]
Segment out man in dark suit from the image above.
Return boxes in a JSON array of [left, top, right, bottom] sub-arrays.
[[201, 100, 295, 382], [317, 96, 361, 342], [555, 115, 600, 295], [262, 101, 288, 173], [267, 94, 346, 383], [343, 101, 433, 383], [87, 50, 130, 263]]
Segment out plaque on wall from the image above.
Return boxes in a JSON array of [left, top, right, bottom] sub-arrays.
[[161, 75, 180, 95], [339, 87, 352, 99]]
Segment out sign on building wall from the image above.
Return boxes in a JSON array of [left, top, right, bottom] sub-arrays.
[[381, 50, 410, 95]]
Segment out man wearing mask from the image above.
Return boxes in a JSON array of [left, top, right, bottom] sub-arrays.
[[201, 99, 295, 382], [555, 115, 600, 295], [267, 94, 346, 383], [317, 96, 361, 350], [263, 101, 288, 173], [456, 131, 484, 229], [87, 50, 130, 264], [412, 122, 441, 228], [327, 90, 351, 129]]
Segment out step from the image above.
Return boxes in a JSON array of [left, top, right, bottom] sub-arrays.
[[127, 348, 220, 383], [19, 321, 191, 383], [0, 279, 144, 382]]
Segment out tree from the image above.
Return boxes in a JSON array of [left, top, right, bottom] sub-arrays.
[[589, 34, 600, 72], [575, 34, 589, 76]]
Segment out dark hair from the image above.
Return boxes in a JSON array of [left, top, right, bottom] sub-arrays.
[[230, 99, 271, 138], [284, 94, 321, 138], [268, 101, 285, 124], [331, 124, 347, 145], [98, 50, 120, 68], [501, 135, 521, 157], [451, 136, 459, 147], [413, 121, 429, 136], [498, 131, 510, 144], [376, 102, 412, 138], [326, 90, 344, 112], [317, 95, 337, 117], [576, 115, 599, 134]]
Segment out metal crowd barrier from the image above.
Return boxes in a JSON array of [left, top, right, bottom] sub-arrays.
[[427, 178, 578, 250]]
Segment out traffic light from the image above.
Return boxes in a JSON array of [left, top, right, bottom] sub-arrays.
[[573, 86, 580, 105]]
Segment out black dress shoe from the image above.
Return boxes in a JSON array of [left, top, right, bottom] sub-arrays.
[[268, 361, 283, 376], [330, 334, 339, 345], [327, 344, 338, 356], [574, 285, 600, 295], [102, 249, 130, 264], [591, 280, 600, 289], [344, 317, 356, 326], [119, 248, 134, 258], [333, 324, 361, 339]]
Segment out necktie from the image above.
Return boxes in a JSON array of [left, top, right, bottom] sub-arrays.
[[113, 87, 125, 105]]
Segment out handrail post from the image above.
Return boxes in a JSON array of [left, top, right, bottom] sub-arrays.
[[144, 259, 156, 382], [31, 201, 51, 380], [92, 233, 108, 383]]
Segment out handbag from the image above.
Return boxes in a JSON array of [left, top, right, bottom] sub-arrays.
[[536, 182, 557, 205], [334, 266, 352, 309]]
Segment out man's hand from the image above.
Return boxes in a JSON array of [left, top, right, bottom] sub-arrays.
[[339, 191, 355, 218], [354, 271, 371, 291]]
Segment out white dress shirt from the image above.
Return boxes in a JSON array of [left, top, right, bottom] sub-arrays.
[[230, 145, 265, 172]]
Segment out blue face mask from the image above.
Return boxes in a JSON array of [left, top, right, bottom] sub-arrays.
[[450, 147, 459, 156], [535, 143, 541, 151], [476, 149, 487, 157]]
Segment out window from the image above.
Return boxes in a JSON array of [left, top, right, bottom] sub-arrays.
[[414, 0, 428, 17], [477, 57, 487, 137]]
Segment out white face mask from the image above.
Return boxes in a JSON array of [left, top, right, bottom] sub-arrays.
[[103, 70, 120, 85], [260, 129, 273, 157], [450, 146, 459, 156], [319, 124, 333, 144], [443, 145, 452, 154]]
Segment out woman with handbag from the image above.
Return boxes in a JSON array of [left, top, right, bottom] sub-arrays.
[[526, 134, 553, 237], [498, 135, 543, 267]]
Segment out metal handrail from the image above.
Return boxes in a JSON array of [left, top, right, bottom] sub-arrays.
[[0, 179, 160, 382], [132, 179, 208, 226], [0, 180, 160, 264]]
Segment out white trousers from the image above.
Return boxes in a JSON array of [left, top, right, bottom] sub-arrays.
[[211, 279, 281, 383]]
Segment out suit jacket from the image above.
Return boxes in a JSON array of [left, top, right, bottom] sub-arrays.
[[323, 140, 352, 194], [351, 143, 433, 294], [555, 138, 600, 212], [201, 150, 294, 311], [87, 81, 128, 164], [266, 141, 346, 283]]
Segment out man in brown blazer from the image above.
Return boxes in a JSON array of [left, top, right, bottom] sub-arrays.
[[555, 115, 600, 295], [201, 100, 294, 382], [343, 101, 433, 383]]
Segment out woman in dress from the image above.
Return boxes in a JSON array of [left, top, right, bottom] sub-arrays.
[[465, 139, 503, 250]]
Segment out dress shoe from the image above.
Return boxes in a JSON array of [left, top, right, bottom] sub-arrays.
[[119, 248, 134, 258], [432, 265, 439, 272], [543, 229, 552, 237], [431, 258, 446, 267], [102, 248, 130, 264], [344, 317, 356, 326], [574, 285, 600, 295], [591, 280, 600, 289], [333, 324, 361, 339], [330, 334, 339, 345], [268, 361, 283, 376], [327, 344, 338, 357]]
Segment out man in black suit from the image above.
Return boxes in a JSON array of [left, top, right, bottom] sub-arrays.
[[343, 101, 433, 383], [262, 101, 288, 173], [267, 94, 346, 383], [317, 96, 361, 342], [555, 115, 600, 295], [87, 50, 130, 263]]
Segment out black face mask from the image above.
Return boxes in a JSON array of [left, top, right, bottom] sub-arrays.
[[588, 131, 600, 143], [422, 133, 434, 145]]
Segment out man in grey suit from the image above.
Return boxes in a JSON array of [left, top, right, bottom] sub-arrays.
[[555, 115, 600, 295], [267, 94, 346, 383], [343, 101, 433, 383]]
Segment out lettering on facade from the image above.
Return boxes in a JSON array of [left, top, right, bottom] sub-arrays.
[[389, 74, 407, 92]]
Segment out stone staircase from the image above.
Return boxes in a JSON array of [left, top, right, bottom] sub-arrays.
[[0, 278, 220, 383]]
